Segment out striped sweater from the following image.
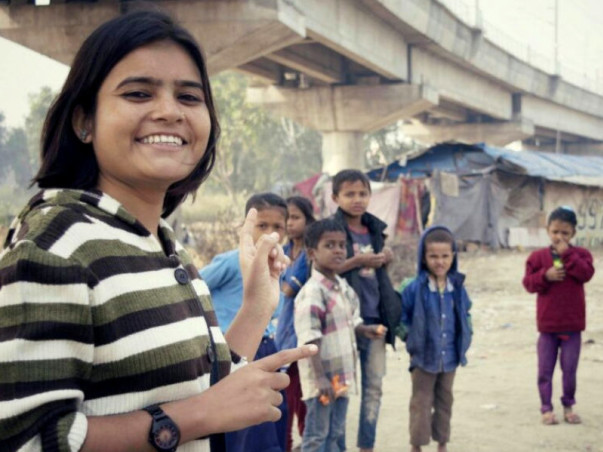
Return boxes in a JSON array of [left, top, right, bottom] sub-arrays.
[[0, 189, 237, 452]]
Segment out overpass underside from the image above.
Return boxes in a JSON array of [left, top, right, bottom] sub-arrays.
[[2, 0, 603, 172]]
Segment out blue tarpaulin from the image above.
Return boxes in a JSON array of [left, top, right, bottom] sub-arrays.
[[368, 142, 603, 187]]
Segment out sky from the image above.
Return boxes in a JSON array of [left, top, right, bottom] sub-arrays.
[[1, 0, 602, 129]]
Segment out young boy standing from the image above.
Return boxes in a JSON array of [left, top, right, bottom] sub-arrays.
[[331, 169, 401, 452], [295, 219, 384, 452], [401, 226, 472, 452], [200, 192, 288, 452], [522, 206, 594, 425]]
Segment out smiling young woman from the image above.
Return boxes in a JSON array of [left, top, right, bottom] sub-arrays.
[[74, 40, 212, 233], [0, 10, 315, 452]]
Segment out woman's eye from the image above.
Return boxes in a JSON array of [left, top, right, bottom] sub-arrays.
[[123, 91, 150, 100], [179, 92, 204, 103]]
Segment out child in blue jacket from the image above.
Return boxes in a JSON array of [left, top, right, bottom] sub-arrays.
[[401, 226, 472, 452]]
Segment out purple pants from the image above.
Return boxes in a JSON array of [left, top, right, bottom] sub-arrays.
[[537, 332, 581, 414]]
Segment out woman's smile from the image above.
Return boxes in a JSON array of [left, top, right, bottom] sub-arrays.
[[89, 40, 211, 198]]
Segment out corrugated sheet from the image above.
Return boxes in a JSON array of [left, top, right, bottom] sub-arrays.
[[368, 142, 603, 187], [480, 144, 603, 186]]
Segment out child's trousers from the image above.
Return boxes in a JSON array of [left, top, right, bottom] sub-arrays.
[[537, 332, 581, 414], [302, 396, 349, 452], [285, 362, 307, 451], [409, 367, 456, 446]]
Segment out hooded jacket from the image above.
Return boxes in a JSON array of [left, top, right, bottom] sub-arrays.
[[334, 208, 401, 347], [401, 226, 472, 373]]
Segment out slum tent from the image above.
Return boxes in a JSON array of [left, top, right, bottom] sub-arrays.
[[365, 142, 603, 249]]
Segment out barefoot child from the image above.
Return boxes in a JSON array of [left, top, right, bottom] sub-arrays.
[[522, 206, 594, 425], [401, 226, 472, 452], [295, 219, 385, 452]]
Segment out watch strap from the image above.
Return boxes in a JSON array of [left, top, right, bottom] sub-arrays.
[[144, 404, 166, 420], [143, 403, 180, 452]]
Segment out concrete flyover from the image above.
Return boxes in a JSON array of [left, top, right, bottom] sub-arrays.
[[2, 0, 603, 173]]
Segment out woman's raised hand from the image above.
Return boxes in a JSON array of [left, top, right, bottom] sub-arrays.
[[239, 208, 290, 314]]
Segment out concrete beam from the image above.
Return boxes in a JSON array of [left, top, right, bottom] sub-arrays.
[[236, 58, 282, 85], [403, 118, 535, 147], [264, 43, 344, 84], [565, 142, 603, 156], [0, 0, 307, 72], [411, 47, 512, 120], [0, 3, 119, 65], [246, 83, 439, 132], [521, 95, 603, 142], [360, 0, 603, 121], [292, 0, 408, 80]]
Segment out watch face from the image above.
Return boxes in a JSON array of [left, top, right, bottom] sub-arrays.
[[153, 422, 179, 449]]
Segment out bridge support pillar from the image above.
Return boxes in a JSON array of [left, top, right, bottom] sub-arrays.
[[403, 118, 535, 146], [247, 83, 439, 173], [321, 132, 364, 174]]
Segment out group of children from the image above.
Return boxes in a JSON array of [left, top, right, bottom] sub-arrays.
[[200, 169, 594, 452]]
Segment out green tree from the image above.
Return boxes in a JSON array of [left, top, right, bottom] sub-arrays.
[[25, 86, 56, 172], [5, 128, 30, 186], [0, 113, 10, 181], [364, 121, 423, 172], [0, 112, 33, 225], [209, 72, 322, 201], [0, 113, 29, 185]]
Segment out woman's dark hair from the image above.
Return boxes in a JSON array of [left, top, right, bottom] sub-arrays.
[[548, 206, 577, 227], [34, 10, 220, 217], [304, 218, 345, 250], [245, 192, 288, 217], [286, 196, 316, 225]]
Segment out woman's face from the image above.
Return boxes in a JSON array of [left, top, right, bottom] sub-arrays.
[[86, 40, 211, 198]]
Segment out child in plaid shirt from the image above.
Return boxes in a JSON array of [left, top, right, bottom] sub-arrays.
[[295, 219, 386, 452]]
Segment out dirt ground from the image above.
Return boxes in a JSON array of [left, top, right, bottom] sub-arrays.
[[299, 248, 603, 452]]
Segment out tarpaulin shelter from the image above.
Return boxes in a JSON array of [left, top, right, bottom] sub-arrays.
[[366, 142, 603, 249]]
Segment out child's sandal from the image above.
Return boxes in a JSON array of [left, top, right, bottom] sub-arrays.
[[542, 411, 559, 425], [563, 409, 581, 424]]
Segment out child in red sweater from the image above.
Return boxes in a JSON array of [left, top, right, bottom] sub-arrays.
[[522, 206, 594, 426]]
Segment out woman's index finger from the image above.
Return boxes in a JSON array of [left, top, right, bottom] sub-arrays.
[[251, 344, 318, 372]]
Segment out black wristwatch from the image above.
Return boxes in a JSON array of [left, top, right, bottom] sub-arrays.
[[143, 404, 181, 452]]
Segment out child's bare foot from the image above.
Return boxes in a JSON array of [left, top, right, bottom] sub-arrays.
[[410, 447, 421, 452], [563, 407, 582, 424], [437, 443, 448, 452], [542, 411, 559, 425]]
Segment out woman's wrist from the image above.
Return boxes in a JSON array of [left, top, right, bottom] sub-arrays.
[[163, 392, 215, 443]]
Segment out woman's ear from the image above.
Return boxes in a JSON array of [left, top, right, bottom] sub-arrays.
[[72, 106, 93, 143]]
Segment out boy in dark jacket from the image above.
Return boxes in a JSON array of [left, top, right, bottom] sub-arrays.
[[522, 206, 594, 426], [401, 226, 472, 452], [331, 169, 401, 452]]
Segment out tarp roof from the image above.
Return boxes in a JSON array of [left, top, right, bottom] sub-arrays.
[[367, 142, 603, 187], [481, 144, 603, 186]]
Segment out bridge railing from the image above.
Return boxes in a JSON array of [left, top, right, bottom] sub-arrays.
[[436, 0, 603, 96]]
